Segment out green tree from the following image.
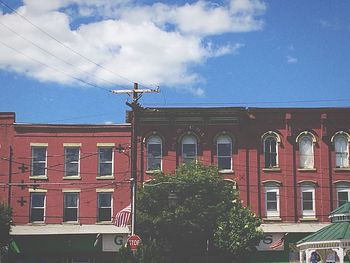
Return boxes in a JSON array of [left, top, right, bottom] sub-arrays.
[[0, 203, 12, 261], [136, 163, 262, 263]]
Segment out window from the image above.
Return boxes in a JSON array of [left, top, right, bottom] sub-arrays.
[[299, 135, 314, 169], [216, 135, 232, 171], [301, 185, 315, 218], [64, 192, 79, 222], [64, 147, 80, 177], [98, 147, 113, 177], [335, 135, 349, 168], [265, 186, 280, 218], [264, 136, 278, 168], [147, 135, 162, 171], [336, 185, 350, 207], [182, 135, 197, 164], [31, 147, 47, 177], [97, 193, 112, 221], [30, 193, 45, 222]]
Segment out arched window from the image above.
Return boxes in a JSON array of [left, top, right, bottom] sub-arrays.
[[146, 135, 162, 171], [182, 135, 197, 164], [216, 135, 232, 171], [264, 136, 278, 168], [334, 135, 349, 168], [298, 134, 314, 169]]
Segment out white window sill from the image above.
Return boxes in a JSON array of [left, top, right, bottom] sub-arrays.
[[28, 222, 46, 225], [219, 170, 234, 174], [96, 221, 113, 225], [96, 176, 114, 180], [63, 176, 81, 180], [62, 221, 80, 225], [29, 176, 48, 180], [300, 217, 318, 222], [145, 170, 162, 174], [334, 168, 350, 172], [263, 217, 282, 222], [262, 167, 281, 172], [298, 168, 317, 172]]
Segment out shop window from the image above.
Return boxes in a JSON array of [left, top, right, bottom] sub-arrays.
[[97, 192, 112, 222], [31, 147, 47, 177], [30, 192, 45, 222], [182, 135, 197, 164], [98, 147, 113, 177], [64, 192, 79, 222], [64, 147, 80, 177], [147, 135, 162, 171], [216, 135, 232, 171]]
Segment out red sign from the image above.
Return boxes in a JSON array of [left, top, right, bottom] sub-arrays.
[[127, 235, 141, 251]]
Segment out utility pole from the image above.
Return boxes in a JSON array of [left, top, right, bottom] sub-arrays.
[[111, 83, 159, 235], [8, 146, 13, 207]]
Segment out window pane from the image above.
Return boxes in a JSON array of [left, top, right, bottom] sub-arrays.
[[266, 192, 277, 211], [32, 147, 47, 176], [148, 144, 161, 157], [302, 192, 313, 210], [147, 157, 161, 170], [98, 208, 111, 221], [32, 163, 46, 176], [64, 208, 78, 221], [31, 193, 45, 207], [147, 142, 162, 170], [65, 148, 79, 162], [300, 137, 314, 168], [33, 147, 46, 162], [335, 137, 349, 168], [65, 193, 78, 207], [31, 209, 44, 222], [218, 143, 231, 156], [218, 157, 231, 170], [338, 191, 349, 207], [98, 193, 111, 207], [99, 148, 112, 162], [100, 163, 112, 176]]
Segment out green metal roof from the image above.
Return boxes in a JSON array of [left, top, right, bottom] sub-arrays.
[[297, 221, 350, 244], [330, 202, 350, 217]]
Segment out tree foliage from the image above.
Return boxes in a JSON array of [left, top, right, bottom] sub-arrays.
[[136, 163, 263, 262], [0, 203, 12, 249]]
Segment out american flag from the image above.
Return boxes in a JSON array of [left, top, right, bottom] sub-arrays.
[[270, 233, 287, 250], [114, 204, 131, 227]]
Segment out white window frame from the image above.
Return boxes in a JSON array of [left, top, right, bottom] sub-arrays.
[[182, 135, 197, 164], [301, 185, 316, 218], [299, 135, 314, 169], [216, 135, 232, 171], [336, 185, 350, 207], [98, 147, 114, 177], [334, 135, 349, 168], [263, 136, 279, 168], [31, 146, 47, 177], [64, 147, 80, 177], [265, 186, 280, 218], [146, 135, 162, 171], [63, 192, 79, 222], [30, 192, 46, 223], [97, 192, 112, 222]]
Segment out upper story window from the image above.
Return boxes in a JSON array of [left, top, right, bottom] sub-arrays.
[[264, 182, 281, 218], [262, 132, 280, 169], [64, 192, 79, 222], [297, 132, 315, 169], [30, 192, 46, 222], [97, 192, 112, 222], [147, 135, 162, 171], [98, 147, 114, 177], [31, 146, 47, 177], [216, 135, 232, 171], [300, 184, 316, 218], [333, 133, 349, 168], [182, 135, 197, 164], [64, 147, 80, 177]]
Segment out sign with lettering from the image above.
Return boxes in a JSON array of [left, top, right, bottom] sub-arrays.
[[128, 235, 141, 251], [102, 234, 128, 252]]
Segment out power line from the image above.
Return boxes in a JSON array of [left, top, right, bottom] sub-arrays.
[[0, 0, 155, 89], [0, 39, 111, 92]]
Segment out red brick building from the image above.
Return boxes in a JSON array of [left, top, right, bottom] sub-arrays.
[[0, 112, 131, 263], [1, 107, 350, 262], [136, 107, 350, 262]]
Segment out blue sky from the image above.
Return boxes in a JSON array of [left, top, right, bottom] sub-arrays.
[[0, 0, 349, 124]]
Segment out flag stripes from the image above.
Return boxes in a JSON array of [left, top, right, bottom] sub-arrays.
[[114, 204, 131, 227]]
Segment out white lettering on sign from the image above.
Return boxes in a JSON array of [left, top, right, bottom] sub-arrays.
[[102, 234, 128, 252]]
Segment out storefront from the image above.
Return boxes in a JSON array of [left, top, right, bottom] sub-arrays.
[[9, 224, 129, 263]]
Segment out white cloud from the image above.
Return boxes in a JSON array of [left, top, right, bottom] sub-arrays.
[[0, 0, 266, 95], [286, 55, 298, 64]]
